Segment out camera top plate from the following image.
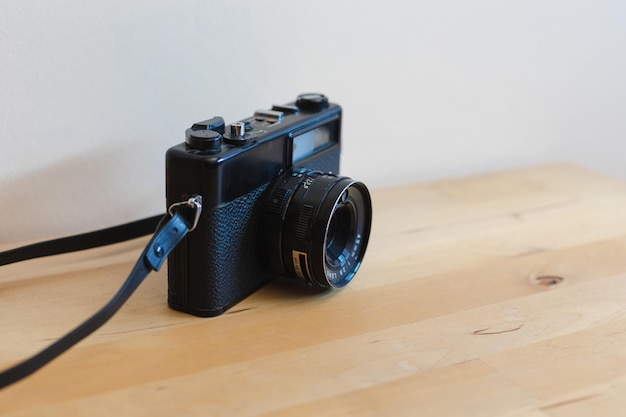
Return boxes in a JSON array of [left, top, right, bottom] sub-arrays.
[[167, 94, 342, 207]]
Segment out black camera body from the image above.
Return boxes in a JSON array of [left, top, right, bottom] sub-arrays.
[[166, 94, 371, 317]]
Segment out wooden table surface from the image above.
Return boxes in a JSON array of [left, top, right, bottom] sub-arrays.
[[3, 163, 626, 416]]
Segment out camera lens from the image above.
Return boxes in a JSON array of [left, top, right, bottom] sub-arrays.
[[261, 169, 372, 288]]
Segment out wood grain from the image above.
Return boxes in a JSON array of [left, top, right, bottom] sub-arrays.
[[2, 163, 626, 416]]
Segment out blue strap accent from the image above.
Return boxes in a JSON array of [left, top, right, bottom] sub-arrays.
[[144, 213, 190, 271]]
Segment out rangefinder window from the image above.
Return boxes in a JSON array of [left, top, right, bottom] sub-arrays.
[[292, 125, 333, 163]]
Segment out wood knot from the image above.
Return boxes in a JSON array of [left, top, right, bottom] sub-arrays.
[[534, 275, 564, 287]]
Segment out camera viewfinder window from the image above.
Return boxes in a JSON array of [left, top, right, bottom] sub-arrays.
[[292, 126, 332, 163]]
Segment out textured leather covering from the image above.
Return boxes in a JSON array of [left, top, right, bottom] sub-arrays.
[[168, 184, 270, 316]]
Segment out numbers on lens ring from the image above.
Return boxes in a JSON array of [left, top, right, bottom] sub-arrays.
[[302, 177, 314, 189], [351, 234, 362, 258], [327, 258, 354, 278]]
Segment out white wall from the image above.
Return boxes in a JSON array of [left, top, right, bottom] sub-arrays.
[[1, 1, 625, 244]]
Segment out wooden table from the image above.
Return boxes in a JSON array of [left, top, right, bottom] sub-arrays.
[[2, 163, 626, 416]]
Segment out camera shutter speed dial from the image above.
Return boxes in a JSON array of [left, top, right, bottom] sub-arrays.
[[296, 93, 329, 112], [185, 129, 222, 151]]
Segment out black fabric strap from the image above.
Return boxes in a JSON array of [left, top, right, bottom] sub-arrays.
[[0, 205, 199, 389], [0, 215, 164, 267]]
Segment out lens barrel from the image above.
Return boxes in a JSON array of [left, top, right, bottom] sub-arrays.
[[261, 169, 372, 288]]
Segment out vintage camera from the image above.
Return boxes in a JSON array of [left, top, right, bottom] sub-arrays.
[[165, 94, 372, 317]]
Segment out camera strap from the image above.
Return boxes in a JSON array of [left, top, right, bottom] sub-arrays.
[[0, 196, 202, 389]]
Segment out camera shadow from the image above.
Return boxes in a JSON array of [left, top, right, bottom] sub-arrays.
[[221, 278, 334, 315], [262, 277, 332, 299]]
